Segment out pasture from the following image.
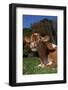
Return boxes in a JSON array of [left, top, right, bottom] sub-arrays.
[[23, 57, 57, 75]]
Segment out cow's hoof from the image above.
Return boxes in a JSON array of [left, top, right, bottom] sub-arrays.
[[41, 64, 45, 68], [37, 64, 42, 67], [46, 61, 52, 66], [37, 64, 45, 68]]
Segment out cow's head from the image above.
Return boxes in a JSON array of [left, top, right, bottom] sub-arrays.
[[30, 33, 50, 51]]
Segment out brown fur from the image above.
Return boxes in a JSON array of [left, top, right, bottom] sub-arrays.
[[37, 40, 57, 67], [26, 33, 57, 68]]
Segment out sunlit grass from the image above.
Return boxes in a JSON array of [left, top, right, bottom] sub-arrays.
[[23, 57, 57, 75]]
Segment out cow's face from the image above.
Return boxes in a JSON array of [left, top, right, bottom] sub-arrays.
[[30, 33, 50, 51], [30, 33, 40, 51]]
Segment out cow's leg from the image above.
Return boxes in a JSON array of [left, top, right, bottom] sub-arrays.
[[37, 58, 45, 68], [37, 58, 43, 67], [38, 57, 49, 68], [44, 57, 49, 65], [46, 55, 52, 66], [46, 59, 52, 66], [40, 56, 52, 66], [46, 50, 57, 67]]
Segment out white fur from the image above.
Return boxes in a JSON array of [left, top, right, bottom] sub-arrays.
[[30, 42, 34, 48], [31, 48, 37, 51], [46, 61, 52, 66], [52, 44, 56, 48]]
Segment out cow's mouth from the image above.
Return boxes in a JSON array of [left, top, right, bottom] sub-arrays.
[[31, 48, 37, 51], [30, 42, 37, 51]]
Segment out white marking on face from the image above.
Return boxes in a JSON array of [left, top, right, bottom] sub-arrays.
[[30, 42, 37, 51], [30, 42, 34, 48], [52, 44, 57, 48], [31, 48, 37, 51]]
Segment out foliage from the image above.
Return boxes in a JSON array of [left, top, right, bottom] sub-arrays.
[[23, 28, 32, 37]]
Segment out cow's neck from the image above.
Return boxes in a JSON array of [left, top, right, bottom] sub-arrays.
[[36, 41, 49, 65]]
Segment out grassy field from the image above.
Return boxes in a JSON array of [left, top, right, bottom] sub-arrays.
[[23, 57, 57, 75]]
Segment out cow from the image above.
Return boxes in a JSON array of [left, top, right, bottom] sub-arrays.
[[30, 33, 57, 68]]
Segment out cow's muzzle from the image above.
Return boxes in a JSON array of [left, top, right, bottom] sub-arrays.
[[30, 42, 37, 51]]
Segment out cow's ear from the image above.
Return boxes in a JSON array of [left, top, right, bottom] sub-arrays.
[[24, 36, 31, 44], [41, 35, 50, 42]]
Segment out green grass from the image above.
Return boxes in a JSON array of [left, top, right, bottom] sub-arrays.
[[23, 57, 57, 75]]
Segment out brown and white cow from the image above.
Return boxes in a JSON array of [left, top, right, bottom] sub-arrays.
[[30, 33, 57, 68]]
